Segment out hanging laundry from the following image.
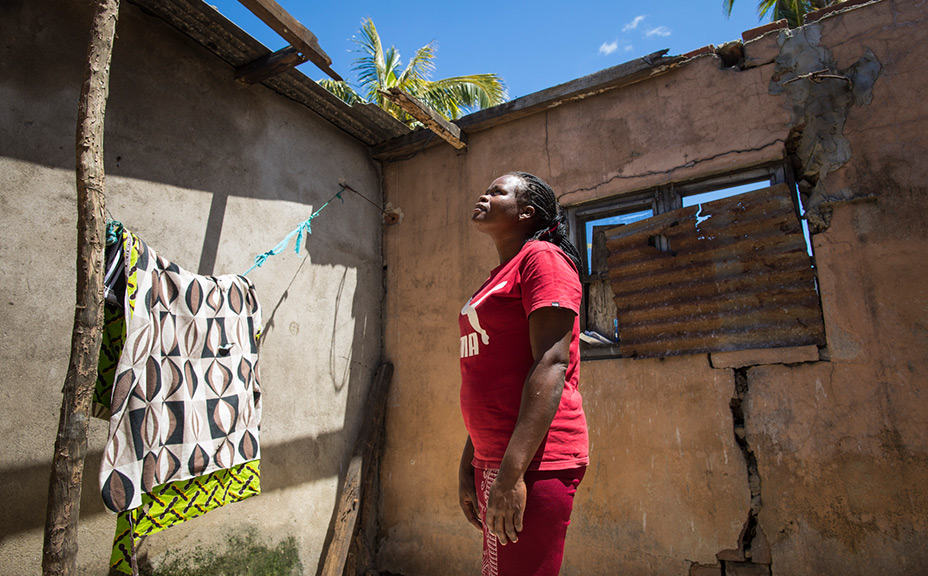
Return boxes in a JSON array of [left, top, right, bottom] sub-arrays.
[[108, 461, 260, 574], [98, 228, 263, 514], [94, 222, 129, 420], [95, 226, 265, 575]]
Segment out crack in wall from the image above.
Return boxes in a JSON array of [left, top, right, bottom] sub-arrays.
[[716, 366, 773, 576], [559, 139, 785, 202], [731, 368, 763, 552], [692, 364, 774, 576]]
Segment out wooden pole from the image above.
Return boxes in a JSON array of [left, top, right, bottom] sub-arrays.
[[320, 362, 394, 576], [42, 0, 120, 574]]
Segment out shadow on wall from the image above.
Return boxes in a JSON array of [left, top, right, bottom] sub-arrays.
[[0, 0, 374, 276], [0, 0, 381, 562], [0, 429, 351, 544]]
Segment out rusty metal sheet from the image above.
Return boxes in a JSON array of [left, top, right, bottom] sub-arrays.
[[602, 184, 825, 358]]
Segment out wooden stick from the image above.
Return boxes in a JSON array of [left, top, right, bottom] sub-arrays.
[[236, 0, 342, 81], [42, 1, 119, 574], [235, 46, 307, 84], [320, 363, 394, 576], [381, 88, 467, 150]]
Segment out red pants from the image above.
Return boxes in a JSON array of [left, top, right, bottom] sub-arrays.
[[476, 466, 585, 576]]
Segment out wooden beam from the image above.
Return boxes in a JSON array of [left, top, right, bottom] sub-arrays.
[[42, 0, 119, 574], [127, 0, 410, 145], [236, 0, 342, 81], [381, 87, 466, 150], [235, 45, 306, 84], [319, 362, 394, 576]]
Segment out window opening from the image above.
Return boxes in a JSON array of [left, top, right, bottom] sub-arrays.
[[793, 188, 815, 258], [584, 209, 653, 272], [681, 180, 771, 207], [568, 164, 824, 359]]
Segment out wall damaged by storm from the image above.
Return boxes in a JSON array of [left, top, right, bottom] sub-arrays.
[[0, 1, 383, 574], [377, 0, 928, 574]]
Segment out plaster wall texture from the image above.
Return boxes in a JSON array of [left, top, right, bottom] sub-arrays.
[[380, 0, 928, 574], [0, 1, 382, 574], [378, 39, 780, 576]]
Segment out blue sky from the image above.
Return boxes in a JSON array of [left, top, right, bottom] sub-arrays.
[[208, 1, 775, 100]]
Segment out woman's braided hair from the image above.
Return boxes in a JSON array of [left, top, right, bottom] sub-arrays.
[[508, 171, 582, 275]]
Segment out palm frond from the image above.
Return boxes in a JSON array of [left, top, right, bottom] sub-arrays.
[[758, 0, 805, 25], [352, 18, 386, 100], [318, 79, 363, 105], [424, 74, 508, 117], [343, 17, 508, 126], [399, 43, 437, 87], [382, 46, 402, 87], [727, 0, 841, 26]]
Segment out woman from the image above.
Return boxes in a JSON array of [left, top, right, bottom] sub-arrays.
[[458, 172, 589, 576]]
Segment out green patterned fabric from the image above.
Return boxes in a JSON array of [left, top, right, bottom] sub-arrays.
[[94, 227, 140, 420], [109, 460, 262, 574], [97, 229, 262, 575], [93, 303, 126, 419]]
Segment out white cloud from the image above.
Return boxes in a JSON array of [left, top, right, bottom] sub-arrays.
[[645, 26, 672, 37], [625, 45, 634, 52], [599, 40, 619, 55], [623, 15, 646, 32]]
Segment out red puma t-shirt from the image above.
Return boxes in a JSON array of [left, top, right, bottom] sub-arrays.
[[459, 240, 589, 471]]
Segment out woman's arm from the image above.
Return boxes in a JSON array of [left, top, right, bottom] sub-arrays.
[[458, 435, 482, 530], [485, 306, 574, 545]]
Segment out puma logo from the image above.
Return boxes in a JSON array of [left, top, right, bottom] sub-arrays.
[[460, 281, 508, 358]]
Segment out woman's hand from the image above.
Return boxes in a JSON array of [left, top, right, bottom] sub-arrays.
[[486, 306, 573, 545], [459, 436, 482, 531], [486, 474, 526, 545]]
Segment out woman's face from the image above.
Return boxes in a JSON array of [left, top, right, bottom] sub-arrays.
[[472, 174, 532, 235]]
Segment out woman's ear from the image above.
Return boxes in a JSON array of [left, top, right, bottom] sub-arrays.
[[519, 204, 535, 221]]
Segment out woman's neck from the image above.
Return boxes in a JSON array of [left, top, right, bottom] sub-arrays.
[[494, 232, 531, 266]]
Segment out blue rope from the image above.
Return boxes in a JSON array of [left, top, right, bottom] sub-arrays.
[[242, 187, 344, 276], [106, 220, 123, 246]]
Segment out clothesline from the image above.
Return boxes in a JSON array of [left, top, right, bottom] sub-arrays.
[[242, 182, 383, 276], [105, 181, 382, 277], [241, 186, 345, 276]]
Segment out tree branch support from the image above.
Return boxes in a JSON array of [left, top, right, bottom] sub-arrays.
[[42, 0, 120, 573]]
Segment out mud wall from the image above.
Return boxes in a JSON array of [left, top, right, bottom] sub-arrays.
[[378, 1, 928, 574], [0, 0, 383, 573]]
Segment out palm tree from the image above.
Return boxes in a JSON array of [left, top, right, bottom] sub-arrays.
[[319, 18, 507, 126], [724, 0, 842, 27]]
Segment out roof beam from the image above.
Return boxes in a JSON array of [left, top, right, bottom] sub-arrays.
[[236, 0, 342, 81], [380, 87, 466, 150], [234, 45, 306, 84]]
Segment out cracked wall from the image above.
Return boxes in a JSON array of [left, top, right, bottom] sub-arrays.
[[379, 0, 928, 574], [770, 23, 882, 230]]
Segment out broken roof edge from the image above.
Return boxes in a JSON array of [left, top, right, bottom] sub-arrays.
[[370, 50, 685, 161], [127, 0, 411, 146], [371, 0, 894, 162]]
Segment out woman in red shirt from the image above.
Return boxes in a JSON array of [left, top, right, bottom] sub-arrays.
[[459, 172, 589, 576]]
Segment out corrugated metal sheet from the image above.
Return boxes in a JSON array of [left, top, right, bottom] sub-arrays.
[[602, 184, 825, 358]]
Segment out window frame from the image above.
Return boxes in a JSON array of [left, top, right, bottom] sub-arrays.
[[568, 163, 792, 360]]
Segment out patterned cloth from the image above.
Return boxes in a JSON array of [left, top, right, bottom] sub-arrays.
[[99, 230, 263, 513], [93, 302, 127, 420], [94, 226, 139, 420], [109, 460, 261, 574]]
